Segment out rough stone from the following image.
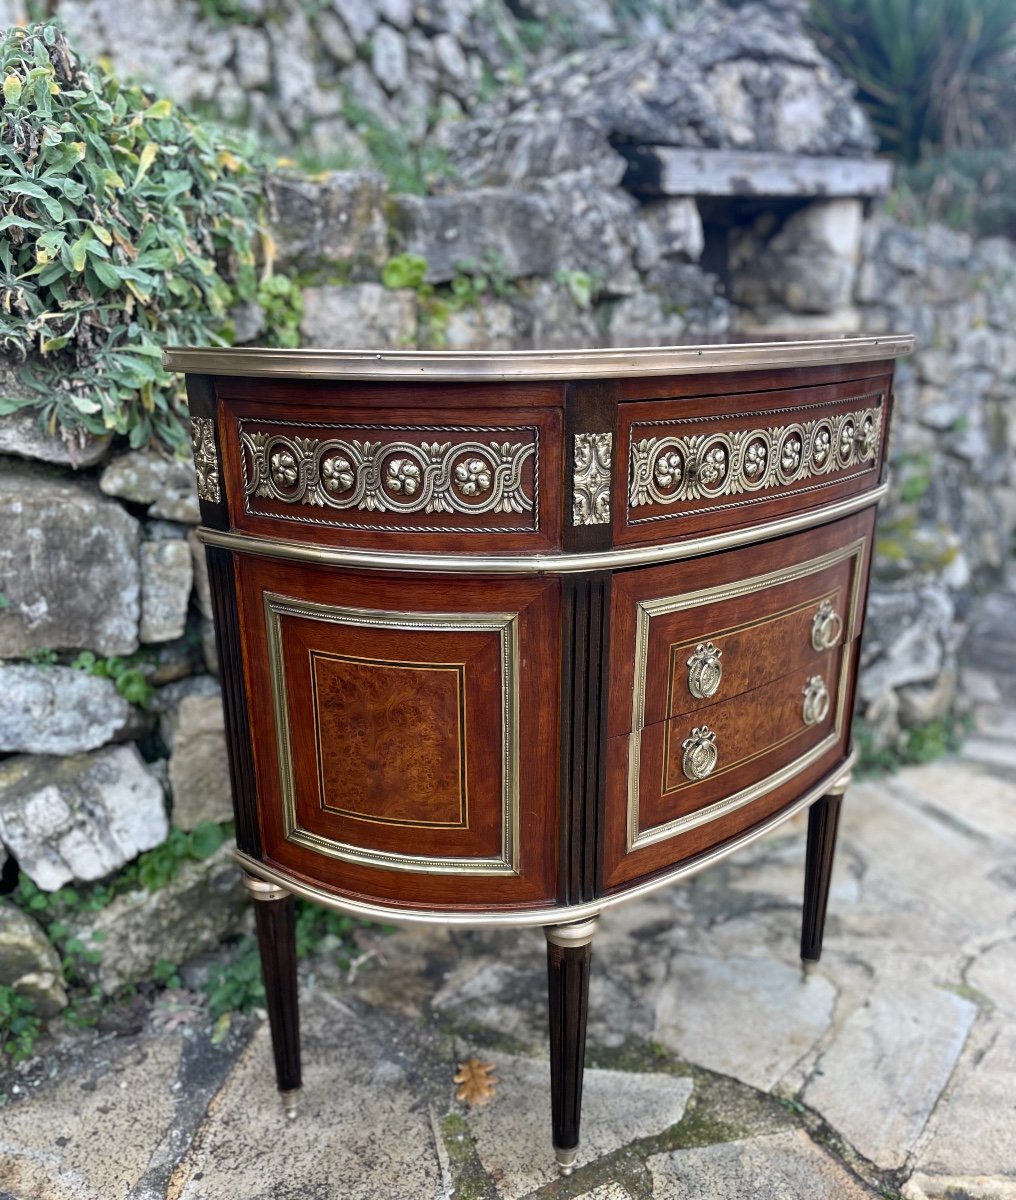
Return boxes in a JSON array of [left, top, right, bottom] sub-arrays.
[[332, 0, 379, 43], [654, 953, 836, 1091], [442, 301, 525, 351], [608, 293, 688, 348], [99, 449, 200, 523], [168, 695, 232, 831], [0, 745, 168, 892], [541, 173, 641, 296], [187, 528, 212, 621], [639, 197, 705, 264], [0, 900, 67, 1016], [371, 22, 408, 92], [648, 1130, 874, 1199], [465, 1054, 693, 1199], [315, 10, 356, 64], [433, 31, 468, 82], [300, 283, 417, 349], [904, 1175, 1016, 1200], [524, 280, 599, 350], [0, 464, 140, 657], [646, 262, 732, 334], [377, 0, 412, 27], [393, 189, 557, 283], [0, 664, 131, 755], [138, 539, 193, 645], [801, 978, 978, 1168], [0, 412, 110, 469], [232, 24, 272, 89], [859, 585, 956, 703], [67, 842, 245, 994], [268, 171, 389, 278]]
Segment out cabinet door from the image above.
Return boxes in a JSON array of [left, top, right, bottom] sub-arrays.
[[236, 557, 560, 913], [601, 508, 875, 892]]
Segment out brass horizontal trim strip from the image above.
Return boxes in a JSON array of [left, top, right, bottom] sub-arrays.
[[198, 482, 886, 575], [165, 336, 913, 381], [233, 751, 855, 929]]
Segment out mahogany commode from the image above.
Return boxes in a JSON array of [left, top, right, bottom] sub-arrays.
[[167, 335, 913, 1174]]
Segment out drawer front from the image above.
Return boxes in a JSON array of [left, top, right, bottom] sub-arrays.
[[217, 392, 563, 554], [653, 552, 854, 723], [602, 508, 874, 890], [615, 376, 891, 547], [235, 556, 560, 912]]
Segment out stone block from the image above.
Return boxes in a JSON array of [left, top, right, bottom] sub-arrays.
[[267, 171, 389, 278], [168, 695, 232, 830], [639, 197, 704, 264], [139, 539, 194, 644], [0, 413, 110, 469], [371, 23, 407, 93], [392, 190, 557, 283], [608, 293, 687, 348], [300, 283, 417, 349], [99, 449, 200, 523], [523, 280, 599, 351], [188, 528, 213, 620], [441, 302, 524, 351], [0, 900, 67, 1016], [0, 745, 168, 892], [540, 174, 640, 296], [0, 464, 140, 657], [0, 664, 130, 755], [66, 842, 246, 994], [332, 0, 379, 42]]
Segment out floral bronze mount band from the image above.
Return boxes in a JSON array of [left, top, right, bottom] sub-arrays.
[[238, 420, 539, 526], [629, 400, 883, 512]]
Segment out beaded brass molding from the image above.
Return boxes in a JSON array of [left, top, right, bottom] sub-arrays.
[[189, 417, 221, 503], [264, 592, 520, 877], [572, 432, 613, 526], [628, 394, 883, 519], [239, 419, 539, 533]]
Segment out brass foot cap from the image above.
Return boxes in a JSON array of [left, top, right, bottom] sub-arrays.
[[554, 1146, 579, 1176], [280, 1089, 299, 1120]]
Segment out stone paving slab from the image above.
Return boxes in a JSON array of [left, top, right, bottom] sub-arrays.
[[647, 1130, 876, 1199], [0, 1034, 184, 1200], [463, 1054, 692, 1200], [166, 992, 450, 1200]]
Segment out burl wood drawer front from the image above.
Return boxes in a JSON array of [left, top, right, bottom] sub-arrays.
[[615, 375, 891, 547], [235, 557, 561, 911], [218, 395, 563, 554], [601, 509, 874, 891]]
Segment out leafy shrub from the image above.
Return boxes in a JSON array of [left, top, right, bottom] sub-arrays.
[[893, 147, 1016, 237], [0, 985, 42, 1063], [0, 24, 267, 449], [809, 0, 1016, 162]]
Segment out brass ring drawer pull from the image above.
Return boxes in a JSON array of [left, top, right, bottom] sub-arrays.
[[802, 676, 830, 726], [811, 601, 843, 651], [682, 725, 718, 780], [687, 641, 723, 700]]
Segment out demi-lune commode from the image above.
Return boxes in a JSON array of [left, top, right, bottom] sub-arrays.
[[165, 335, 914, 1175]]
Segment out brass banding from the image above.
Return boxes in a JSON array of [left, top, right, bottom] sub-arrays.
[[197, 482, 887, 575]]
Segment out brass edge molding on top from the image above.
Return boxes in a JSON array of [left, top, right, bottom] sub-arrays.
[[263, 591, 521, 877], [197, 479, 888, 575], [232, 749, 856, 929], [625, 537, 866, 852], [164, 334, 914, 380]]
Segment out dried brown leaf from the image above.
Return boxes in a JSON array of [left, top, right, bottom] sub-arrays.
[[453, 1057, 498, 1107]]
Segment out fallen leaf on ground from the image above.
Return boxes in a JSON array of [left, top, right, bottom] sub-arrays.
[[454, 1057, 498, 1106]]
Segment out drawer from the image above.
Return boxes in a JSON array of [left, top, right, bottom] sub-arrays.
[[216, 388, 564, 554], [601, 508, 874, 891], [234, 555, 561, 912], [614, 375, 891, 548], [636, 650, 840, 838]]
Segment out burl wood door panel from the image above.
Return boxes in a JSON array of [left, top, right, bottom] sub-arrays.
[[601, 509, 875, 892], [614, 374, 892, 548], [235, 556, 561, 912]]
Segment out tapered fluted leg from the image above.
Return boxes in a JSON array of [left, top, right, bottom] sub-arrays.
[[244, 874, 301, 1118], [545, 916, 598, 1176], [801, 774, 850, 963]]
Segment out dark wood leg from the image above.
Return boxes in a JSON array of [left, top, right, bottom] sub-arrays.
[[801, 774, 850, 963], [545, 916, 598, 1176], [245, 874, 301, 1118]]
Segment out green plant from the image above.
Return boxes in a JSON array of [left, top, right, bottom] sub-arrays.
[[809, 0, 1016, 162], [69, 649, 154, 707], [381, 252, 428, 290], [204, 935, 265, 1019], [255, 273, 303, 348], [342, 96, 451, 195], [0, 986, 42, 1063], [134, 822, 226, 891], [555, 268, 594, 310], [0, 24, 269, 450], [0, 591, 9, 609]]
